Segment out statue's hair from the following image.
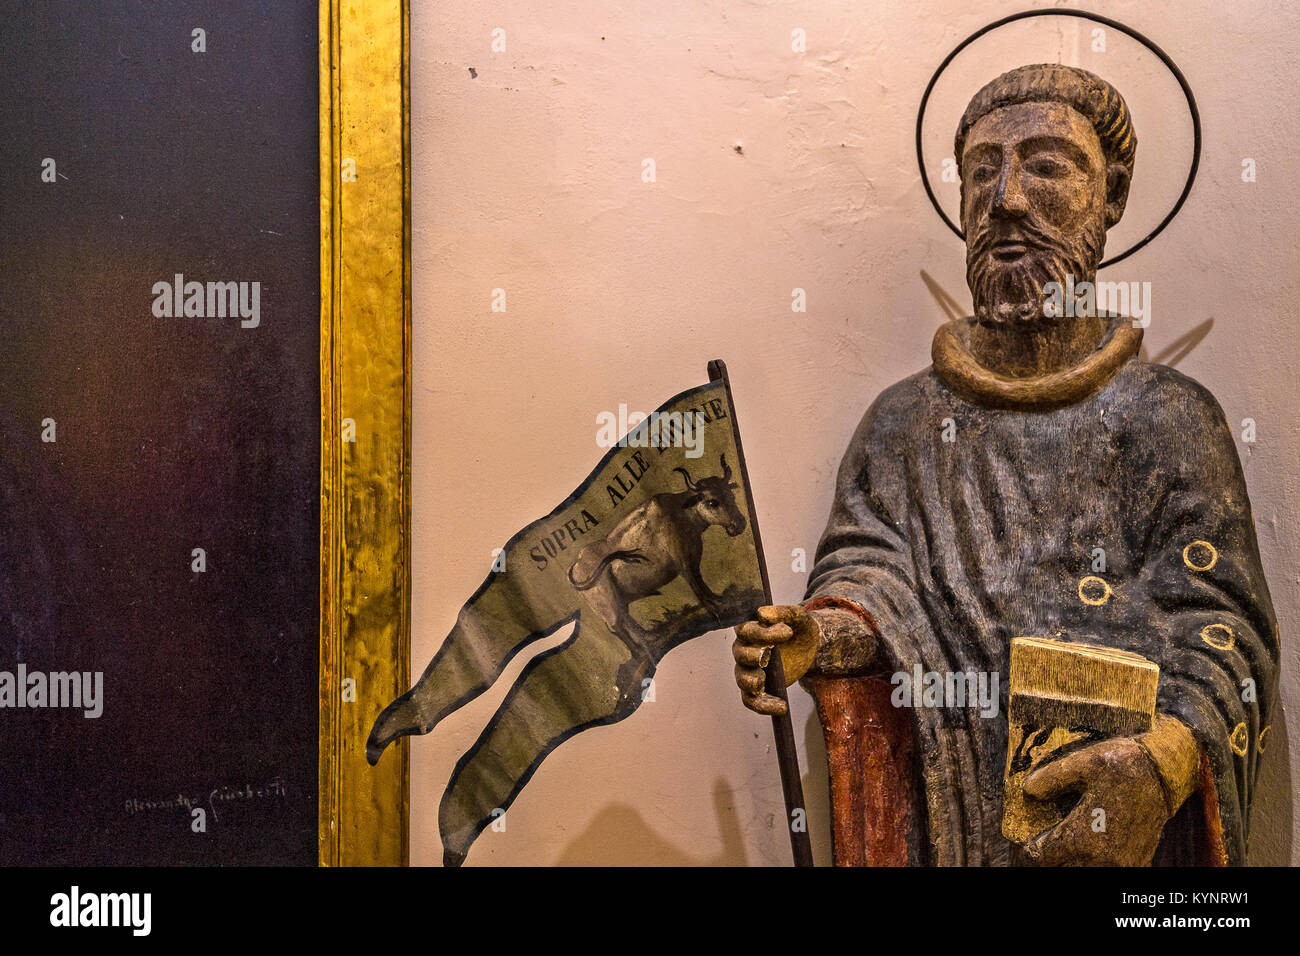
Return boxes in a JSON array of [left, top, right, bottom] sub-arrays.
[[954, 64, 1137, 178]]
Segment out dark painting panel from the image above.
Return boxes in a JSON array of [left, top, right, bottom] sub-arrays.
[[0, 0, 319, 864]]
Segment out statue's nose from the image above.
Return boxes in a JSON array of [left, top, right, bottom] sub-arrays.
[[991, 163, 1029, 219]]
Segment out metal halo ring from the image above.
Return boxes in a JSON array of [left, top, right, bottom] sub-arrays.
[[915, 8, 1201, 269]]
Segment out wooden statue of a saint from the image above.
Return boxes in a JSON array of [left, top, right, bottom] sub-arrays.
[[733, 64, 1278, 867]]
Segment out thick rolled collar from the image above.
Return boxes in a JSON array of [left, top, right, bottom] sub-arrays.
[[931, 314, 1143, 411]]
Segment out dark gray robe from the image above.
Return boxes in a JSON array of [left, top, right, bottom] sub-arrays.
[[804, 327, 1278, 865]]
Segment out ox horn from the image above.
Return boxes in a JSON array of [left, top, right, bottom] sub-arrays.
[[673, 467, 698, 491], [720, 453, 733, 482]]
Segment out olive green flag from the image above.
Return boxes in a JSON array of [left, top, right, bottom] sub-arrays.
[[367, 375, 766, 865]]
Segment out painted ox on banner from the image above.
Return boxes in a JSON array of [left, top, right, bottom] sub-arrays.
[[568, 454, 747, 653]]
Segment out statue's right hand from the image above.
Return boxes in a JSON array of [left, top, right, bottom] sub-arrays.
[[733, 605, 819, 716]]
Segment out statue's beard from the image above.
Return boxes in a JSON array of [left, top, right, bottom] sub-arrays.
[[966, 214, 1106, 327]]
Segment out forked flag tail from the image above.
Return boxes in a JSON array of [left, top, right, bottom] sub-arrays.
[[368, 363, 791, 864]]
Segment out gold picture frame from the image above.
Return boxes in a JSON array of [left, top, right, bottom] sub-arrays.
[[318, 0, 411, 866]]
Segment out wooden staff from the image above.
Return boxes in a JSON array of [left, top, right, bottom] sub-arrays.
[[708, 359, 814, 867]]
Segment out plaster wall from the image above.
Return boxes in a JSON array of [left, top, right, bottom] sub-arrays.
[[410, 0, 1299, 865]]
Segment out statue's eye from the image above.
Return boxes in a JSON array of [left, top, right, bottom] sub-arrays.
[[708, 499, 719, 507], [1026, 157, 1070, 178], [970, 163, 999, 184]]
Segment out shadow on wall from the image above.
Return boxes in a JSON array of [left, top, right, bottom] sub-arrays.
[[802, 706, 833, 866], [1139, 318, 1213, 367], [551, 719, 834, 867], [555, 779, 747, 865], [1248, 703, 1292, 866]]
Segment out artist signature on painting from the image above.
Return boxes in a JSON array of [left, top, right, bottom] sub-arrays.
[[123, 778, 287, 823]]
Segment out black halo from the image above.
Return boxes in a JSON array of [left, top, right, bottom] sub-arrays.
[[915, 8, 1201, 269]]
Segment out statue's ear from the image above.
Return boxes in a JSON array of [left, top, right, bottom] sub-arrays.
[[1105, 163, 1131, 228]]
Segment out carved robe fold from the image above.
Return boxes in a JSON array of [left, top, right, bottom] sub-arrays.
[[803, 316, 1279, 866]]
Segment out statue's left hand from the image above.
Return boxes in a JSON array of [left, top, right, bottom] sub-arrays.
[[1021, 718, 1197, 866]]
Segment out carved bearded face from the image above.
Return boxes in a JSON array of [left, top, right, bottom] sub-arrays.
[[960, 100, 1123, 328]]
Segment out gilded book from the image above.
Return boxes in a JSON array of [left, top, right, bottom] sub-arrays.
[[1002, 636, 1159, 846]]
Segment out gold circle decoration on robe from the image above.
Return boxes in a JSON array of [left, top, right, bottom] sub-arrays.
[[1077, 576, 1112, 606], [1200, 623, 1235, 651], [1183, 540, 1219, 572], [1230, 722, 1250, 757]]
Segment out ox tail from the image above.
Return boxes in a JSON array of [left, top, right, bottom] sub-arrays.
[[567, 549, 649, 590]]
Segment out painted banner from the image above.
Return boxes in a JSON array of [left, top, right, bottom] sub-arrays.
[[367, 377, 766, 865]]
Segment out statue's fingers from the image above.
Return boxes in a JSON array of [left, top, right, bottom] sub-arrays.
[[764, 623, 793, 644], [1023, 748, 1096, 801], [1023, 823, 1067, 866], [734, 663, 767, 696], [732, 641, 771, 668], [1024, 803, 1092, 867], [736, 621, 793, 646], [742, 691, 788, 717], [757, 605, 807, 627]]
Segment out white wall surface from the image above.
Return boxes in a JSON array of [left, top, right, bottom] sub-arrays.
[[410, 0, 1299, 865]]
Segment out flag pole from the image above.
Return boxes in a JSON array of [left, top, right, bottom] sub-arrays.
[[707, 359, 814, 868]]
